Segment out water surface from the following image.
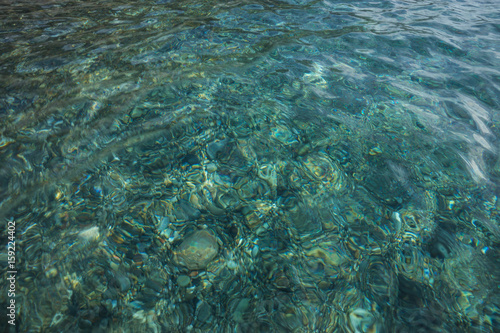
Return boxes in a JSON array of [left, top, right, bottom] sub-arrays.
[[0, 0, 499, 331]]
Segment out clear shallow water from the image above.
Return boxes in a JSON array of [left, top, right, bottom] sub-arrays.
[[0, 0, 499, 331]]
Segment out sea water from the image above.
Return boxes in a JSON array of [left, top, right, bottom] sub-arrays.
[[0, 0, 499, 331]]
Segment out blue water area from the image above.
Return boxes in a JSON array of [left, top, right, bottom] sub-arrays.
[[0, 0, 499, 331]]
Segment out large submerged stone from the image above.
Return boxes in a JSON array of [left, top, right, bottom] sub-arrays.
[[174, 230, 219, 270]]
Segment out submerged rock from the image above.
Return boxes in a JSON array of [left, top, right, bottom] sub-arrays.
[[174, 230, 219, 270]]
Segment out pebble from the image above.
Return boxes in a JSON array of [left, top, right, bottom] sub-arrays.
[[177, 275, 191, 287], [174, 230, 219, 270]]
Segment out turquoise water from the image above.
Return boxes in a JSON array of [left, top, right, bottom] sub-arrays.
[[0, 0, 499, 331]]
